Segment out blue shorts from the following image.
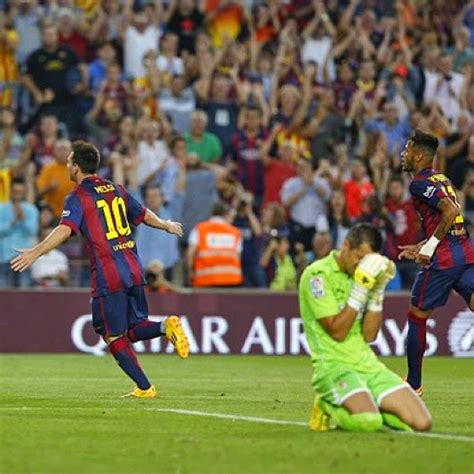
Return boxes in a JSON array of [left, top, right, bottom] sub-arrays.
[[411, 264, 474, 310], [91, 285, 148, 337]]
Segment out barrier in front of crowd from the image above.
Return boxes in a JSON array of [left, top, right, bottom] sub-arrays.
[[0, 290, 472, 357]]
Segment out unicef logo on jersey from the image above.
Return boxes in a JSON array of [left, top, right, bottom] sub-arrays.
[[448, 310, 474, 357]]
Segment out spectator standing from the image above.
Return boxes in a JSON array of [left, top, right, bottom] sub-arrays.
[[184, 110, 222, 163], [260, 126, 297, 209], [384, 175, 420, 289], [26, 114, 61, 171], [86, 63, 129, 148], [36, 139, 75, 219], [56, 7, 88, 61], [136, 120, 170, 187], [423, 52, 467, 125], [343, 159, 374, 220], [87, 41, 118, 94], [231, 105, 268, 208], [12, 0, 43, 65], [135, 178, 185, 279], [230, 190, 266, 288], [280, 158, 331, 251], [0, 12, 19, 108], [260, 231, 296, 291], [195, 70, 240, 158], [0, 179, 38, 287], [316, 189, 351, 250], [23, 24, 86, 133], [187, 201, 242, 287], [123, 0, 161, 79], [180, 151, 218, 242], [166, 0, 204, 55], [156, 32, 184, 87], [159, 74, 196, 134]]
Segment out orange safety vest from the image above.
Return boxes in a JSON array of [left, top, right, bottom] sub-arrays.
[[193, 220, 242, 287]]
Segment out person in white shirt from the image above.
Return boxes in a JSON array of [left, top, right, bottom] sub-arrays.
[[280, 158, 331, 252], [123, 0, 161, 79], [136, 120, 170, 187], [157, 32, 184, 87], [423, 52, 466, 125], [300, 0, 336, 83]]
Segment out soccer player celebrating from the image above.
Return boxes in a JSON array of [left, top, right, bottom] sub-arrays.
[[11, 141, 190, 399], [399, 130, 474, 395], [300, 223, 431, 432]]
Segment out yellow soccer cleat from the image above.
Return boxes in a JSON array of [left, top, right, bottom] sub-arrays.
[[165, 315, 190, 359], [122, 385, 158, 399], [309, 395, 330, 432]]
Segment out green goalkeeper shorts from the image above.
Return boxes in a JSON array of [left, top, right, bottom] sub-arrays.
[[313, 364, 407, 407]]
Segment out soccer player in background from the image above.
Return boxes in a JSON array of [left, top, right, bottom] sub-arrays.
[[398, 130, 474, 395], [300, 223, 431, 433], [10, 141, 190, 399]]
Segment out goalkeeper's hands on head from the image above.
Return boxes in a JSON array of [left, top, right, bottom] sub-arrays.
[[366, 258, 396, 312], [348, 254, 389, 312]]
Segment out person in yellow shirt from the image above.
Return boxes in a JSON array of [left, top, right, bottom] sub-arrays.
[[36, 140, 76, 218], [0, 13, 20, 107]]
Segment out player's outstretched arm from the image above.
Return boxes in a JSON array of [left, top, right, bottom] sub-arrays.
[[10, 224, 72, 272], [143, 208, 184, 237]]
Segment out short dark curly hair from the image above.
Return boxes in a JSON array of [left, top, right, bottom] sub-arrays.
[[347, 223, 383, 253], [72, 140, 100, 174]]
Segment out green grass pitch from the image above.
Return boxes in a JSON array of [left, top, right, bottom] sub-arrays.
[[1, 355, 473, 474]]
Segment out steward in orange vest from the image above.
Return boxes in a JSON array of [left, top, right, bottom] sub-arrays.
[[187, 202, 242, 287]]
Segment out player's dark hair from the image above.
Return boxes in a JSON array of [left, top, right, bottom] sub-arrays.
[[211, 201, 230, 217], [410, 129, 438, 159], [72, 140, 100, 174], [346, 223, 383, 253]]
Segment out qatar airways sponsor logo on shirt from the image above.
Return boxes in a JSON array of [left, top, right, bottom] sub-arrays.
[[70, 314, 441, 357]]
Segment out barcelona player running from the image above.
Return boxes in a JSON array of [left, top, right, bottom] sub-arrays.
[[11, 141, 190, 399], [399, 130, 474, 395]]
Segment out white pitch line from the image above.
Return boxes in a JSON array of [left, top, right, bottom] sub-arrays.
[[146, 407, 474, 443], [1, 406, 473, 443], [145, 408, 308, 427]]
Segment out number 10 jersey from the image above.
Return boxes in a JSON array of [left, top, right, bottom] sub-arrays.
[[60, 176, 146, 296]]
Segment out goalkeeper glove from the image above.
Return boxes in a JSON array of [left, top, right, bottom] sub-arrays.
[[348, 253, 388, 312], [367, 258, 396, 312]]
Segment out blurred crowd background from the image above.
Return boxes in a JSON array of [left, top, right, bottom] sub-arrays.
[[0, 0, 473, 291]]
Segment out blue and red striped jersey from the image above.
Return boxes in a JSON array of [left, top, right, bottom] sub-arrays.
[[60, 176, 146, 296], [231, 129, 268, 198], [409, 167, 474, 270]]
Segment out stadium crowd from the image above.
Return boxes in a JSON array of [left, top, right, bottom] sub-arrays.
[[0, 0, 473, 291]]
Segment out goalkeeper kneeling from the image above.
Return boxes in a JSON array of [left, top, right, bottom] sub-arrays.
[[299, 223, 432, 433]]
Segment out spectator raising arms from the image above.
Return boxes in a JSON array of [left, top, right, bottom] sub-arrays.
[[2, 0, 474, 289]]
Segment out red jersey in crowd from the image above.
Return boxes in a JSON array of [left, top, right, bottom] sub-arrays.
[[344, 179, 374, 219], [385, 197, 421, 255]]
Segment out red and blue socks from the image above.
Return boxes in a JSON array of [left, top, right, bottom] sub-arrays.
[[406, 311, 427, 390], [127, 320, 165, 342], [109, 337, 151, 390]]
